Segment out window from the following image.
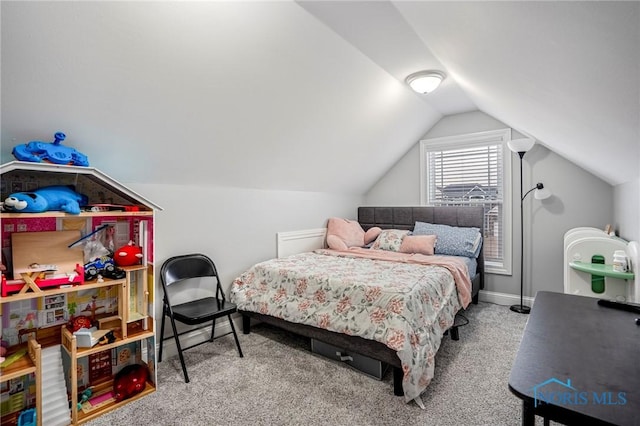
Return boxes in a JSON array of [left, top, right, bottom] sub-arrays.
[[420, 129, 513, 275]]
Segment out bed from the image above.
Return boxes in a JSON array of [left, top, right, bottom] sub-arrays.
[[231, 206, 485, 402]]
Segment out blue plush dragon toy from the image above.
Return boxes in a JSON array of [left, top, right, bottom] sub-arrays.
[[3, 185, 88, 215], [12, 132, 89, 166]]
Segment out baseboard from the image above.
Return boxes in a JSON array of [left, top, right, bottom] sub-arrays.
[[157, 315, 241, 360], [478, 290, 535, 307]]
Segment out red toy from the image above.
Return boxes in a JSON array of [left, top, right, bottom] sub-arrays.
[[113, 364, 149, 401], [2, 264, 84, 297], [113, 241, 143, 267], [68, 315, 93, 333]]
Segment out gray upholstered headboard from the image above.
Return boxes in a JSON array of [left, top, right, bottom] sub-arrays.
[[358, 206, 484, 231], [357, 206, 485, 291]]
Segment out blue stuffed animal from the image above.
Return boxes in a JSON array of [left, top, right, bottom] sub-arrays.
[[3, 185, 88, 215]]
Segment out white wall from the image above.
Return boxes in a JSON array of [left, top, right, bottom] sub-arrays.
[[365, 111, 614, 299], [0, 1, 439, 196], [614, 178, 640, 243], [366, 111, 510, 204], [128, 182, 362, 322]]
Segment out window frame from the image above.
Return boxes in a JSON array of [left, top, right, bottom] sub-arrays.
[[419, 128, 513, 275]]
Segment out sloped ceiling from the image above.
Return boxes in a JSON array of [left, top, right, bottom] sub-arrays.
[[1, 1, 638, 194], [302, 1, 640, 186], [0, 1, 440, 195]]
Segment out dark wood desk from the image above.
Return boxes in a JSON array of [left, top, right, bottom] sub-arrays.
[[509, 291, 640, 426]]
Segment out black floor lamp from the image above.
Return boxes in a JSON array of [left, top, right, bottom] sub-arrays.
[[508, 138, 551, 314]]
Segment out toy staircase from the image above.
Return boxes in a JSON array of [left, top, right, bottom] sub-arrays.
[[41, 345, 72, 426]]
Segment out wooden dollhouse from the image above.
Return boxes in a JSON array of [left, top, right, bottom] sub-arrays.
[[0, 161, 161, 426]]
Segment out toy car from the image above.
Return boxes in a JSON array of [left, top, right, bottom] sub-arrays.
[[84, 256, 125, 281]]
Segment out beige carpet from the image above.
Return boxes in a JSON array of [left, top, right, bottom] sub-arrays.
[[86, 302, 531, 426]]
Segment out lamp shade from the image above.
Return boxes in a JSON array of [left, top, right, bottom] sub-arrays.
[[534, 186, 551, 200], [406, 71, 445, 94], [507, 138, 535, 153]]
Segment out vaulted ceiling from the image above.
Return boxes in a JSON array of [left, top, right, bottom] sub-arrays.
[[1, 1, 638, 193]]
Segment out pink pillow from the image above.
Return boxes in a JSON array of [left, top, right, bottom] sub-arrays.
[[364, 227, 382, 244], [326, 218, 366, 251], [400, 235, 437, 255]]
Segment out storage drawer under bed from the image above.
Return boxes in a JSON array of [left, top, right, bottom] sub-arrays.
[[310, 339, 389, 380]]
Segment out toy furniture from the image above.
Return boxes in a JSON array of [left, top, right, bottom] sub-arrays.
[[158, 253, 244, 383], [1, 161, 161, 425], [2, 230, 85, 297]]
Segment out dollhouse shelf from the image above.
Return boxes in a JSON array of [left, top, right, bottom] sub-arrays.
[[569, 261, 635, 280], [0, 339, 43, 425], [61, 320, 154, 358], [1, 277, 127, 303], [76, 382, 155, 424], [0, 339, 41, 383], [61, 322, 156, 425], [1, 211, 153, 218], [0, 161, 160, 213]]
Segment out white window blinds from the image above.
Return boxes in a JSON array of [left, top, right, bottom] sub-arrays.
[[420, 129, 512, 274], [426, 144, 503, 204]]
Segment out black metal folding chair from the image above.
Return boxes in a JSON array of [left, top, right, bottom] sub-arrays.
[[158, 253, 243, 382]]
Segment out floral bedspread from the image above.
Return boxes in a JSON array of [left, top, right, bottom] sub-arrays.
[[230, 249, 470, 402]]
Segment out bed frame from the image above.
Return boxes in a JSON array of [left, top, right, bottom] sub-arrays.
[[240, 206, 485, 397]]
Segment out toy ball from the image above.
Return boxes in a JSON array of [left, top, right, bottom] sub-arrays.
[[114, 241, 143, 267], [12, 132, 89, 166], [113, 364, 149, 401]]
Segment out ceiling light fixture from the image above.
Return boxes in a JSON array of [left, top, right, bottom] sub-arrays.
[[405, 70, 446, 94]]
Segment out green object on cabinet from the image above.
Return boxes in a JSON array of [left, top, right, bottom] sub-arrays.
[[569, 261, 635, 280], [591, 255, 605, 293]]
